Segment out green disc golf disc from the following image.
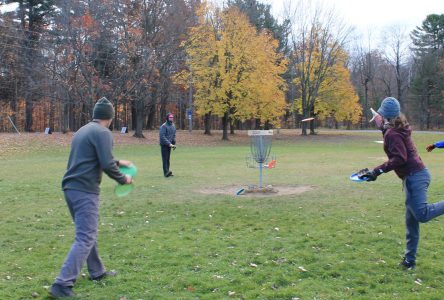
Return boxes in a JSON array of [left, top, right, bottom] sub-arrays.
[[114, 164, 137, 197], [119, 164, 137, 178], [114, 183, 134, 197]]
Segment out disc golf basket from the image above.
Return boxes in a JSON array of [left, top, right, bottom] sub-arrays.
[[245, 130, 276, 189]]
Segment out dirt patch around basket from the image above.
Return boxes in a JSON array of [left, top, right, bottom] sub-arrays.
[[199, 184, 314, 197]]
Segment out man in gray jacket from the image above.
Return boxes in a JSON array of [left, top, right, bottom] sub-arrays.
[[50, 97, 133, 298], [159, 113, 176, 177]]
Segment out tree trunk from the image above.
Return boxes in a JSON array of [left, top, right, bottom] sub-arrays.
[[62, 101, 69, 133], [301, 93, 308, 135], [309, 106, 316, 135], [230, 121, 235, 134], [25, 99, 33, 132], [159, 94, 166, 128], [81, 103, 88, 127], [301, 121, 308, 136], [146, 103, 156, 130], [363, 80, 369, 128], [70, 102, 76, 131], [123, 99, 128, 129], [229, 107, 235, 134], [49, 100, 55, 131], [222, 112, 229, 140], [204, 113, 211, 135], [131, 100, 137, 130], [10, 90, 17, 127], [113, 99, 120, 130], [133, 98, 145, 138]]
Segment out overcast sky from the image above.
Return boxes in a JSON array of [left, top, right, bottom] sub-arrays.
[[2, 0, 441, 36], [0, 2, 17, 13], [263, 0, 443, 33]]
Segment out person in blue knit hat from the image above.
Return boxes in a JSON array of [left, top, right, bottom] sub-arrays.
[[377, 97, 400, 119], [357, 97, 444, 270]]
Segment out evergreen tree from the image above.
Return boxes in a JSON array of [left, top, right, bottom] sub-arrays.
[[410, 14, 444, 129]]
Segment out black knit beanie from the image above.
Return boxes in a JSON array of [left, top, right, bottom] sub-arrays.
[[93, 97, 115, 120]]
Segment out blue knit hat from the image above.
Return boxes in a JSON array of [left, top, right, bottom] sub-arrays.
[[377, 97, 400, 119], [93, 97, 115, 120]]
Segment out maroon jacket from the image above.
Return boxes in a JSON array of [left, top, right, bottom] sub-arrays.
[[375, 125, 425, 179]]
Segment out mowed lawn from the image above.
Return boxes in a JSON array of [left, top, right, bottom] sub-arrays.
[[2, 130, 444, 299]]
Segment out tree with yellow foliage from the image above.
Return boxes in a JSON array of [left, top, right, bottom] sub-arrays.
[[177, 2, 287, 140], [312, 48, 362, 127], [293, 43, 361, 130]]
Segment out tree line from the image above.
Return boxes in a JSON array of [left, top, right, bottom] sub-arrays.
[[0, 0, 443, 138]]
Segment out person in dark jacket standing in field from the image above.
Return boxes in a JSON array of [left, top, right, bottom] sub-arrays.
[[159, 113, 176, 177], [50, 97, 133, 298], [357, 97, 444, 270]]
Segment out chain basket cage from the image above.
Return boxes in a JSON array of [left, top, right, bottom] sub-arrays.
[[247, 130, 273, 161], [245, 130, 277, 188], [245, 154, 277, 169]]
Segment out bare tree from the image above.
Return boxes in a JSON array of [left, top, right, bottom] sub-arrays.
[[379, 24, 412, 108], [350, 29, 376, 127]]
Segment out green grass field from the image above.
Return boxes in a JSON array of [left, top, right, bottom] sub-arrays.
[[2, 130, 444, 299]]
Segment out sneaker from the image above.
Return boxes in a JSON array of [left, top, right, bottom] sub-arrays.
[[166, 171, 173, 177], [49, 283, 75, 298], [90, 270, 117, 281], [399, 257, 416, 270]]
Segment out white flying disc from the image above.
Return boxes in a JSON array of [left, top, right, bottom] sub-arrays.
[[369, 108, 378, 122], [301, 117, 315, 122], [350, 173, 367, 182]]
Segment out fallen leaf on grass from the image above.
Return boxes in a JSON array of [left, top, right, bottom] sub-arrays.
[[377, 259, 386, 264]]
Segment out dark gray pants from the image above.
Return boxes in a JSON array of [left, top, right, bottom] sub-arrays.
[[54, 189, 105, 287], [161, 145, 171, 176]]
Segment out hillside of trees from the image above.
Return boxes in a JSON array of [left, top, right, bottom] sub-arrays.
[[0, 0, 443, 138]]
